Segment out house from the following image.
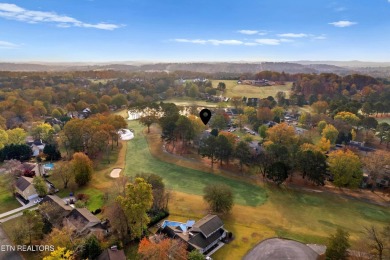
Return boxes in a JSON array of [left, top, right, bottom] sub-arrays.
[[40, 195, 73, 226], [23, 162, 45, 177], [26, 137, 45, 157], [14, 176, 38, 201], [97, 247, 126, 260], [160, 214, 227, 255], [65, 208, 108, 236]]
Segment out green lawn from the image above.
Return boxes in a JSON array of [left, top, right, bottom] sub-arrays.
[[0, 175, 21, 214], [211, 80, 292, 98], [124, 121, 267, 207]]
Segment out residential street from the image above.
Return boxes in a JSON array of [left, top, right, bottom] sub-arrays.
[[0, 226, 23, 260]]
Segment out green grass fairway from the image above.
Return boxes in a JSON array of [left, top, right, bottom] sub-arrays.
[[124, 121, 267, 207], [0, 175, 21, 214], [125, 119, 390, 258], [211, 80, 292, 98]]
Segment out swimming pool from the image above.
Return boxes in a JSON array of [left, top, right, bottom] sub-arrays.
[[161, 220, 196, 232], [44, 163, 54, 170]]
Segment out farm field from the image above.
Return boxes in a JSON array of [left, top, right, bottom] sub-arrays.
[[211, 80, 292, 98], [124, 119, 390, 259]]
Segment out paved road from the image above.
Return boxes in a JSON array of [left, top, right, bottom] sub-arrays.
[[0, 226, 23, 260], [243, 238, 319, 260]]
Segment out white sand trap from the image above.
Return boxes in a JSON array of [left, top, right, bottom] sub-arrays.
[[110, 168, 122, 178], [118, 129, 134, 140]]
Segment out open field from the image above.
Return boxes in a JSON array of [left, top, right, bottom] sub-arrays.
[[377, 116, 390, 124], [0, 176, 22, 214], [211, 80, 292, 98], [125, 120, 390, 259], [164, 97, 224, 108]]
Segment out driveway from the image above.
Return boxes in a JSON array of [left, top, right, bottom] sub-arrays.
[[0, 226, 23, 260], [243, 238, 319, 260]]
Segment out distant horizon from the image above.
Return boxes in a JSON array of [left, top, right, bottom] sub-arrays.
[[1, 1, 390, 62], [1, 59, 390, 67]]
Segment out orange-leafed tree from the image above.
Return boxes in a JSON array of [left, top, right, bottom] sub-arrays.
[[138, 237, 188, 260]]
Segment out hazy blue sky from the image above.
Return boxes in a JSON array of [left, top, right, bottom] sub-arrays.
[[0, 0, 389, 62]]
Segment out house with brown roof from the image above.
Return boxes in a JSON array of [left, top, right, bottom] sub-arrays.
[[14, 176, 38, 201], [40, 195, 73, 226], [160, 214, 227, 255], [97, 247, 126, 260], [65, 208, 108, 236]]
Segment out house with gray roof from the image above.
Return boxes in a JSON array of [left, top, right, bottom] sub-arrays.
[[160, 214, 227, 255], [14, 176, 38, 201]]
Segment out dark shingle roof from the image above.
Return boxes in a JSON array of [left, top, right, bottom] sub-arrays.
[[97, 249, 126, 260], [188, 228, 224, 249], [191, 214, 223, 238], [41, 195, 73, 211], [15, 176, 33, 191]]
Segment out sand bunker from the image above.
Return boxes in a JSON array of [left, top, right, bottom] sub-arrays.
[[118, 129, 134, 140], [110, 168, 122, 178]]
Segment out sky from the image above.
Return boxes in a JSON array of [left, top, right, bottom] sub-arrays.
[[0, 0, 390, 62]]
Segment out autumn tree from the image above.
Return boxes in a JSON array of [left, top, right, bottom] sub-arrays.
[[32, 123, 55, 142], [6, 127, 27, 145], [71, 152, 93, 186], [234, 141, 252, 171], [213, 135, 233, 166], [297, 145, 327, 185], [325, 228, 350, 260], [0, 129, 8, 149], [138, 103, 160, 133], [81, 235, 102, 260], [362, 150, 390, 190], [23, 209, 44, 244], [33, 176, 48, 197], [235, 114, 248, 131], [322, 124, 339, 145], [53, 162, 73, 189], [116, 178, 153, 239], [266, 122, 297, 147], [257, 107, 274, 122], [312, 101, 329, 114], [199, 135, 218, 168], [334, 111, 360, 126], [328, 149, 363, 188], [43, 247, 74, 260], [363, 226, 390, 260], [203, 183, 234, 214], [138, 236, 188, 260]]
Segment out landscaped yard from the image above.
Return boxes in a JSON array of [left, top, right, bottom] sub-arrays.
[[124, 119, 390, 259], [0, 175, 21, 214], [211, 80, 292, 99]]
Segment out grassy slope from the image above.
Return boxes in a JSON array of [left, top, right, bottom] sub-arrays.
[[124, 119, 390, 259], [125, 121, 267, 207]]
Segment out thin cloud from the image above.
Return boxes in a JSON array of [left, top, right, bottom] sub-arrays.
[[313, 35, 327, 40], [329, 20, 357, 27], [0, 40, 19, 49], [277, 33, 308, 38], [255, 38, 281, 45], [237, 30, 258, 35], [0, 3, 122, 30], [174, 39, 243, 46]]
